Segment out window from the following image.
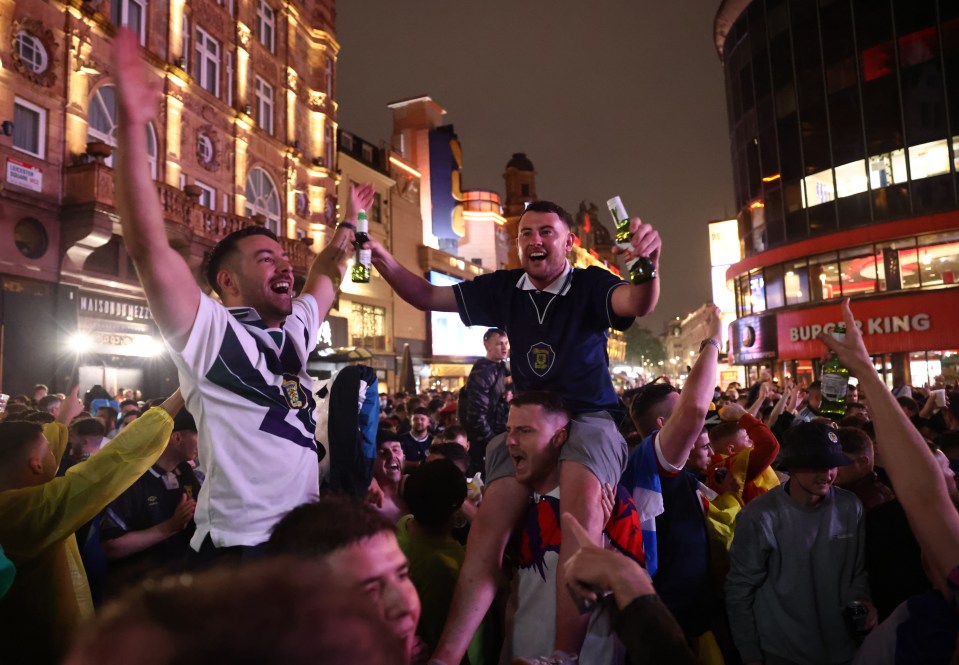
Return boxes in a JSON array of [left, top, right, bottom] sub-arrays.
[[197, 133, 214, 163], [362, 144, 374, 162], [350, 303, 386, 350], [181, 15, 190, 70], [257, 0, 275, 52], [876, 238, 919, 291], [111, 0, 146, 43], [226, 51, 233, 107], [194, 27, 220, 97], [244, 167, 281, 234], [916, 231, 959, 288], [255, 76, 274, 133], [15, 31, 48, 73], [784, 259, 810, 305], [194, 181, 216, 209], [839, 246, 878, 296], [87, 85, 157, 178], [14, 218, 48, 258], [13, 98, 45, 158]]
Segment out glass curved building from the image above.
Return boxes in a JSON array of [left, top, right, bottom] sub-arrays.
[[715, 0, 959, 386]]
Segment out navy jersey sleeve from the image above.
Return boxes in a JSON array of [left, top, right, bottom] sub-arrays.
[[452, 270, 519, 328], [583, 266, 634, 331]]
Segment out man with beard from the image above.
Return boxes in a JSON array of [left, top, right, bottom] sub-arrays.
[[112, 29, 370, 557], [362, 200, 661, 663]]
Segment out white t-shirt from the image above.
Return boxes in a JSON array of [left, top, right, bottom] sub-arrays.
[[505, 487, 620, 664], [170, 293, 320, 548]]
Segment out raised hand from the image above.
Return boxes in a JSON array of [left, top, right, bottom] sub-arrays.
[[344, 182, 376, 222], [816, 299, 873, 377], [703, 304, 723, 345], [113, 28, 162, 127], [611, 216, 662, 266]]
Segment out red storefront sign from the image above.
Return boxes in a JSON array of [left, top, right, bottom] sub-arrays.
[[777, 290, 959, 359]]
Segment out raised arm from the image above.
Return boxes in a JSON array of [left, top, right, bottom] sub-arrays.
[[113, 29, 200, 352], [657, 305, 722, 468], [301, 183, 374, 316], [610, 216, 661, 318], [367, 238, 458, 312], [819, 299, 959, 589]]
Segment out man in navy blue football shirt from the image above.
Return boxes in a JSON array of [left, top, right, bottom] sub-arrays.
[[365, 200, 661, 663]]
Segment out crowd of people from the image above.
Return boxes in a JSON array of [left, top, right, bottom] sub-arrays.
[[1, 28, 958, 665]]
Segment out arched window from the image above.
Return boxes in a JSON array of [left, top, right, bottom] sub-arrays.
[[244, 167, 281, 235], [87, 84, 157, 179]]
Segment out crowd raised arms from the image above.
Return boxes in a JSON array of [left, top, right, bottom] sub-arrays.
[[0, 33, 957, 665]]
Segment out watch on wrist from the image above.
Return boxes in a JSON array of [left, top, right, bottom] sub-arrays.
[[699, 338, 721, 353]]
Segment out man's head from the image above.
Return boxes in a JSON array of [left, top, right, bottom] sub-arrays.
[[897, 395, 919, 418], [708, 421, 751, 456], [516, 201, 575, 289], [505, 391, 570, 493], [835, 426, 875, 487], [0, 421, 57, 490], [69, 417, 107, 458], [437, 424, 469, 450], [403, 459, 467, 531], [204, 226, 293, 325], [120, 410, 141, 428], [806, 381, 823, 409], [267, 498, 421, 661], [845, 384, 859, 404], [97, 406, 118, 434], [629, 382, 680, 439], [374, 429, 404, 487], [119, 399, 140, 415], [32, 384, 48, 403], [37, 394, 62, 417], [167, 408, 199, 465], [66, 558, 404, 665], [684, 430, 712, 476], [409, 408, 431, 437], [426, 442, 470, 473], [483, 328, 509, 362], [782, 421, 852, 505]]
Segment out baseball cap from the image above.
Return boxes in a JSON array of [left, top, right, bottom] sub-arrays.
[[781, 421, 853, 470]]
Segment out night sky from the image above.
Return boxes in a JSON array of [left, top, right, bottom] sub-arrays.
[[336, 1, 735, 333]]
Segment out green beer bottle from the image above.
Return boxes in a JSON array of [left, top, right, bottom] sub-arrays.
[[606, 196, 656, 285], [351, 210, 371, 283], [820, 322, 849, 420]]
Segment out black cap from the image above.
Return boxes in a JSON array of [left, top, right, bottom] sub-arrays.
[[172, 408, 197, 433], [782, 421, 853, 470]]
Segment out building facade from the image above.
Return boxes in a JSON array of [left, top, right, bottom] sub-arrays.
[[0, 0, 339, 396], [716, 0, 959, 387]]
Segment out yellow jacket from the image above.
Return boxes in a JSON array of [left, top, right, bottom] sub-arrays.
[[0, 407, 173, 665]]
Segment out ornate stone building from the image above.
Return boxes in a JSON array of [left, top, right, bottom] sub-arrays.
[[0, 0, 339, 395]]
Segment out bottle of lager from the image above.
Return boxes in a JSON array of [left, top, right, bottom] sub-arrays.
[[820, 322, 849, 420], [606, 196, 656, 285], [351, 210, 371, 283]]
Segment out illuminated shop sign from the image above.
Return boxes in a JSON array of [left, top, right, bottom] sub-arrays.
[[777, 291, 959, 359]]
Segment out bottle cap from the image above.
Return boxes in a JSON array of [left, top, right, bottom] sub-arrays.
[[356, 209, 369, 232]]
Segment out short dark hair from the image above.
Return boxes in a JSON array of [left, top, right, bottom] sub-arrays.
[[268, 497, 395, 558], [403, 459, 466, 527], [71, 417, 106, 438], [427, 442, 470, 473], [483, 328, 506, 342], [411, 407, 430, 418], [37, 395, 62, 413], [204, 226, 279, 296], [708, 421, 742, 445], [0, 421, 44, 471], [509, 390, 570, 420], [897, 396, 919, 413], [426, 398, 445, 414], [23, 411, 55, 424], [838, 426, 873, 457], [375, 428, 402, 449], [807, 381, 822, 391], [522, 200, 574, 228], [119, 399, 139, 410], [629, 382, 679, 438], [438, 425, 467, 442]]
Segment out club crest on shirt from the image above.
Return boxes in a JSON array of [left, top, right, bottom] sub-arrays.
[[527, 343, 555, 377], [281, 376, 306, 409]]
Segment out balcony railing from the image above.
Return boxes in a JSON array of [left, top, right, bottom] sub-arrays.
[[63, 161, 313, 273]]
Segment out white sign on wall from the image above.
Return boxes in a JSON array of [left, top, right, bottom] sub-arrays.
[[6, 157, 42, 192]]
